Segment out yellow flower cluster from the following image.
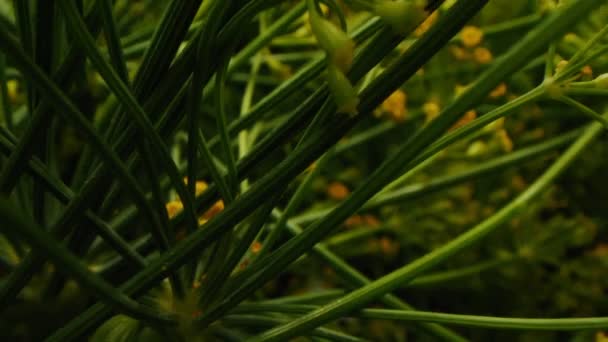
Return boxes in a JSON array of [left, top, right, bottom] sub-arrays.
[[165, 180, 225, 228], [450, 26, 494, 65], [481, 116, 514, 153], [344, 214, 381, 229]]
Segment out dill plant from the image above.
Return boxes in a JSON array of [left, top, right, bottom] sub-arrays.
[[0, 0, 606, 341]]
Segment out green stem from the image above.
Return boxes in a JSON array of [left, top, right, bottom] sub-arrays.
[[406, 257, 515, 288], [229, 2, 307, 73], [258, 290, 345, 305], [222, 314, 364, 342], [255, 151, 330, 260], [544, 43, 556, 79], [556, 95, 608, 129], [565, 87, 608, 97], [233, 304, 608, 331]]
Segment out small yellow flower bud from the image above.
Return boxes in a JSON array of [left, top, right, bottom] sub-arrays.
[[450, 46, 470, 61], [326, 64, 359, 115], [489, 83, 507, 98], [423, 101, 440, 122], [166, 201, 184, 219], [580, 65, 593, 79], [251, 241, 262, 254], [497, 129, 514, 152], [327, 181, 350, 200], [461, 26, 483, 48], [563, 33, 585, 48], [467, 140, 487, 156], [183, 178, 209, 196], [454, 84, 469, 97], [381, 89, 407, 122], [201, 200, 224, 221], [379, 236, 399, 258], [450, 110, 477, 131], [483, 117, 505, 132], [473, 47, 493, 64], [309, 6, 355, 72]]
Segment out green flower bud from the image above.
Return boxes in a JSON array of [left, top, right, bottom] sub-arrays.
[[372, 0, 427, 35], [594, 74, 608, 89], [326, 64, 359, 115], [309, 5, 355, 72], [538, 0, 558, 14]]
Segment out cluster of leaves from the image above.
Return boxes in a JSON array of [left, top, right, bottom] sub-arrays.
[[0, 0, 607, 341]]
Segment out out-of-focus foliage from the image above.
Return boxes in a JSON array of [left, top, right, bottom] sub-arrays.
[[0, 0, 607, 341]]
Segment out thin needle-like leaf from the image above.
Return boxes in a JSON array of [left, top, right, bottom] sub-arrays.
[[200, 195, 280, 308], [58, 0, 199, 232], [11, 0, 33, 112], [0, 6, 101, 199], [130, 0, 203, 100], [222, 314, 364, 341], [0, 53, 13, 131], [0, 23, 169, 307], [2, 130, 147, 268], [557, 95, 608, 129], [99, 0, 129, 83], [0, 197, 172, 324], [185, 1, 232, 205], [215, 62, 239, 196]]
